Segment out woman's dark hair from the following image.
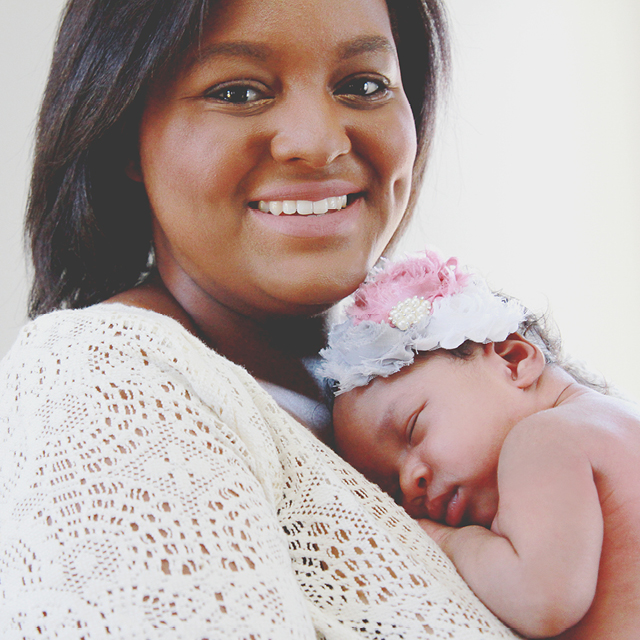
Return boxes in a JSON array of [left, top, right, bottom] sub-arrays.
[[26, 0, 450, 317]]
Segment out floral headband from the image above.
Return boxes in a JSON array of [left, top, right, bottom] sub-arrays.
[[320, 248, 526, 394]]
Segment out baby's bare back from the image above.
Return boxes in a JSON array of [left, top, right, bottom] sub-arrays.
[[555, 391, 640, 639]]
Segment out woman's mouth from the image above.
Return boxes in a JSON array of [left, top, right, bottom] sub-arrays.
[[252, 194, 352, 216], [249, 192, 363, 238]]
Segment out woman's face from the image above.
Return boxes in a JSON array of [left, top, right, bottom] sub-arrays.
[[134, 0, 417, 318]]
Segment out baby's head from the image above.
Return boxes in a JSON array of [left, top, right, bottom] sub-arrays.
[[321, 249, 549, 524]]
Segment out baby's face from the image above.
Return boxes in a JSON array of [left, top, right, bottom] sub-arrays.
[[333, 352, 521, 527]]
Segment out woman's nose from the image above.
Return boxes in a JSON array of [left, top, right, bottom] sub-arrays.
[[269, 93, 351, 168]]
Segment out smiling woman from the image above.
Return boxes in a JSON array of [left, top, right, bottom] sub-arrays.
[[0, 0, 520, 637], [127, 0, 416, 323]]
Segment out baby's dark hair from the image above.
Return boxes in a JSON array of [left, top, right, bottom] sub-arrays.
[[442, 297, 610, 395]]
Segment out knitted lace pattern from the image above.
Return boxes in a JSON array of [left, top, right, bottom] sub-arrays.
[[0, 304, 519, 639]]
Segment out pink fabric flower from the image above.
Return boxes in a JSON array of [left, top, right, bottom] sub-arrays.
[[347, 250, 469, 325]]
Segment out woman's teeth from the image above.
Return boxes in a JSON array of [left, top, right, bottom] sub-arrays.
[[257, 195, 348, 216]]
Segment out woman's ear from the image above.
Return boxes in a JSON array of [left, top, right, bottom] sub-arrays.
[[484, 333, 545, 389], [125, 156, 143, 182]]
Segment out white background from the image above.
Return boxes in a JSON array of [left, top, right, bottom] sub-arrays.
[[2, 1, 639, 399]]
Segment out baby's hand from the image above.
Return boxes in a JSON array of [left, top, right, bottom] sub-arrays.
[[418, 518, 456, 549]]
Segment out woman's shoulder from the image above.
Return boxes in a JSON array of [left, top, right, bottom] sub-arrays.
[[8, 301, 193, 348], [1, 301, 286, 493], [3, 302, 221, 380], [4, 303, 141, 346], [0, 302, 272, 448]]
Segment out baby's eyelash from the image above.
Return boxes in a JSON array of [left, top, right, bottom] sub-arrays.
[[407, 404, 427, 445], [407, 413, 419, 444]]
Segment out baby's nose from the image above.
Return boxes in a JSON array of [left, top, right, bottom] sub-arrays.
[[399, 457, 431, 510]]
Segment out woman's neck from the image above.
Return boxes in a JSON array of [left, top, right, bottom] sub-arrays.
[[194, 297, 327, 400], [109, 272, 329, 401]]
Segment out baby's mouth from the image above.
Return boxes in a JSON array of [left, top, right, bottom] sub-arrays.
[[426, 487, 458, 523], [251, 194, 357, 216]]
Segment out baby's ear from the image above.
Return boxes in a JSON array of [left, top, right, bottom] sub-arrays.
[[485, 333, 545, 389]]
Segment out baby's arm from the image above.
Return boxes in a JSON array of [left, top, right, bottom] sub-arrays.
[[420, 416, 603, 638]]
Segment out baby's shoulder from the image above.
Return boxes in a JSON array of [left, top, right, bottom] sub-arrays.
[[575, 392, 640, 473], [556, 390, 640, 441], [501, 390, 640, 469], [522, 391, 640, 488], [521, 386, 638, 438]]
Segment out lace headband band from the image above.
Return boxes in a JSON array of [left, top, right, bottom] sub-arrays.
[[320, 248, 526, 394]]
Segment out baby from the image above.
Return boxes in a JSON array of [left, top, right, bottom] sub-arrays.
[[321, 249, 640, 639]]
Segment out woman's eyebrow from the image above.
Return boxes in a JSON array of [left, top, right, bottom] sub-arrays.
[[187, 35, 394, 71], [337, 35, 396, 60], [187, 42, 272, 70]]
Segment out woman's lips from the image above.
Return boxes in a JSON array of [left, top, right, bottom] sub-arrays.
[[249, 194, 363, 238], [254, 194, 348, 216], [249, 179, 363, 216]]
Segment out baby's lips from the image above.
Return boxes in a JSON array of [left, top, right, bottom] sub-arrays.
[[427, 487, 457, 523]]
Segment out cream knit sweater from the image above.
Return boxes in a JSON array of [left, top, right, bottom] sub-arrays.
[[0, 304, 518, 639]]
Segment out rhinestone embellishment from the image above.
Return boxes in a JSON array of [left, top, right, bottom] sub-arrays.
[[388, 296, 432, 330]]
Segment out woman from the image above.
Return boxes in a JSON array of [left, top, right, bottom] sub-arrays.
[[0, 0, 518, 637]]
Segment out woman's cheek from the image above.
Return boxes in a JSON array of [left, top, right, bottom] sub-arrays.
[[369, 99, 418, 207]]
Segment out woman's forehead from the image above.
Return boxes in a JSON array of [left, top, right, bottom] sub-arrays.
[[182, 34, 398, 75], [198, 0, 395, 50], [153, 0, 400, 103]]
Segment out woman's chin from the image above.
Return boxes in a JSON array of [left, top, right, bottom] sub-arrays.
[[265, 274, 367, 314]]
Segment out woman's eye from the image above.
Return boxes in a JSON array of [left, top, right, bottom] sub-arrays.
[[335, 76, 389, 100], [205, 85, 266, 104]]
